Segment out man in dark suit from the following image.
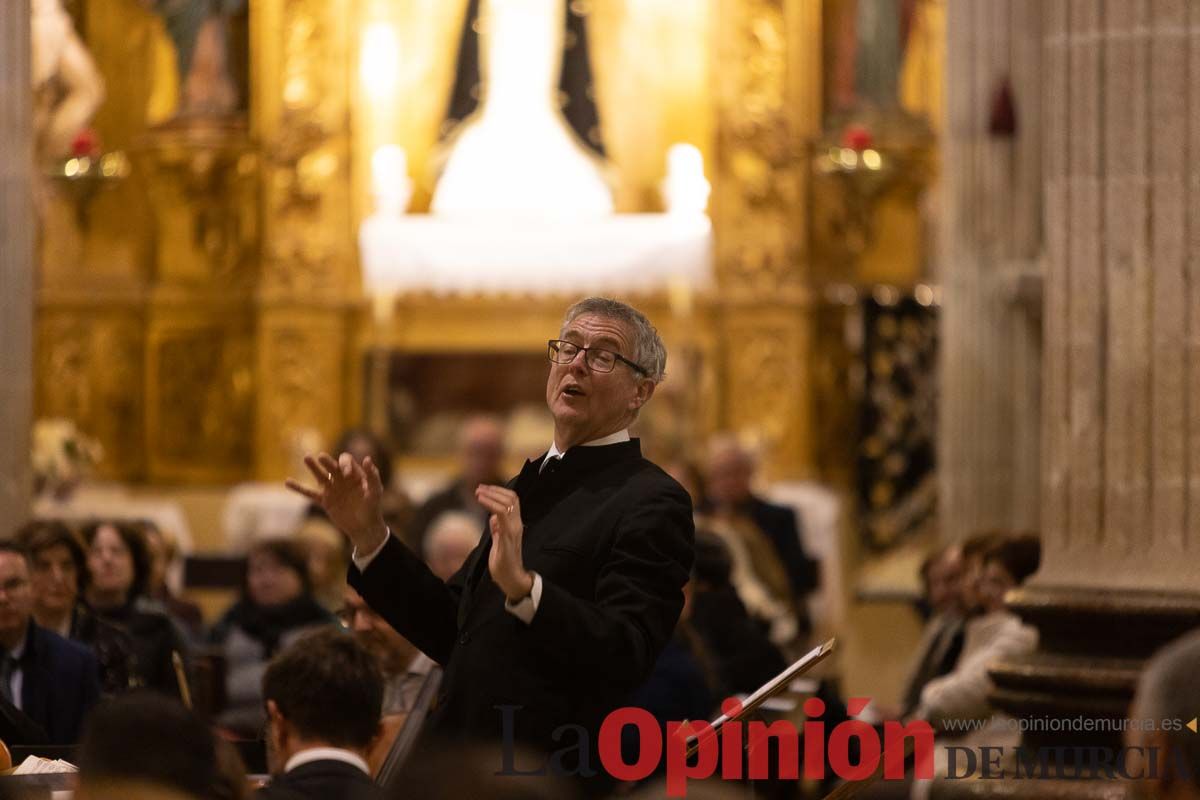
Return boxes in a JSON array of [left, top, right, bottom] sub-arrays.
[[288, 297, 694, 760], [259, 628, 385, 800], [704, 435, 819, 629], [405, 414, 506, 552], [0, 542, 100, 744]]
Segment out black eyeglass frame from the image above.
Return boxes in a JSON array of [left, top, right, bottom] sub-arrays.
[[547, 339, 650, 377]]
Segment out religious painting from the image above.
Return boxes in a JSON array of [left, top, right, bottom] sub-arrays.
[[822, 0, 943, 132], [141, 0, 250, 120]]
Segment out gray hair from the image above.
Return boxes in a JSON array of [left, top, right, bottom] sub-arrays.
[[560, 297, 667, 382], [1132, 629, 1200, 788], [423, 511, 482, 562]]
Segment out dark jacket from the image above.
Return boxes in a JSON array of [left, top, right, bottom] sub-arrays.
[[744, 496, 820, 601], [349, 439, 694, 752], [70, 603, 137, 694], [17, 622, 102, 744], [690, 586, 788, 695], [93, 597, 189, 698], [257, 759, 383, 800]]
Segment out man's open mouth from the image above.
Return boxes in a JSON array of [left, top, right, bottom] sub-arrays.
[[563, 386, 585, 397]]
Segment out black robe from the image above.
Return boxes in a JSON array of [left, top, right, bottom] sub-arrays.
[[349, 439, 694, 754]]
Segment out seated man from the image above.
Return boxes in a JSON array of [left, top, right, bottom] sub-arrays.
[[897, 542, 967, 717], [15, 519, 137, 694], [702, 435, 819, 632], [339, 585, 434, 775], [259, 627, 385, 800], [0, 541, 100, 744], [406, 415, 506, 553], [1128, 630, 1200, 800]]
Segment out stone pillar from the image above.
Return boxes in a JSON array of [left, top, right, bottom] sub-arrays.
[[938, 0, 1043, 540], [0, 0, 34, 527], [939, 3, 1200, 795], [1035, 0, 1200, 593]]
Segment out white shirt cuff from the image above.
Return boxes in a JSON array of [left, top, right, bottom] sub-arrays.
[[351, 529, 392, 572], [504, 572, 542, 624]]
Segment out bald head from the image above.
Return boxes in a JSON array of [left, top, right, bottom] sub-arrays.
[[704, 434, 757, 508]]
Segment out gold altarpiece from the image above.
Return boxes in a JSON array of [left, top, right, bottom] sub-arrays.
[[35, 0, 833, 484]]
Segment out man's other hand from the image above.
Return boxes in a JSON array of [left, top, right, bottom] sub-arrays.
[[286, 452, 388, 554]]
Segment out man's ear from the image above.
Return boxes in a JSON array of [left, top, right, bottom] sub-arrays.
[[630, 379, 656, 410], [266, 700, 286, 744]]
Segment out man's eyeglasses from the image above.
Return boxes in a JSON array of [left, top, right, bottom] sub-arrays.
[[548, 340, 649, 376]]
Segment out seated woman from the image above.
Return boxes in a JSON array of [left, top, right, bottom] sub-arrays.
[[139, 520, 205, 643], [910, 535, 1041, 800], [210, 539, 335, 736], [913, 535, 1041, 726], [81, 520, 191, 698], [15, 520, 136, 695]]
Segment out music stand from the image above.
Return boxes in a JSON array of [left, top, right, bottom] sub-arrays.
[[685, 638, 836, 758]]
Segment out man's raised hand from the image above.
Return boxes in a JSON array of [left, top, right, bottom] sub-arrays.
[[285, 452, 389, 554], [474, 484, 533, 602]]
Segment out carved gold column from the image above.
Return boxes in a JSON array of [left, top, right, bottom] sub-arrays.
[[253, 0, 357, 480], [34, 0, 155, 483], [711, 0, 820, 478], [0, 0, 34, 525], [137, 122, 258, 482]]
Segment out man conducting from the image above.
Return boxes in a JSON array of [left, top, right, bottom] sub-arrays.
[[288, 298, 694, 760]]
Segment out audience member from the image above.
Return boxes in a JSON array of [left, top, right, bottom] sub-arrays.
[[669, 457, 797, 646], [956, 531, 1006, 616], [339, 586, 434, 775], [687, 531, 788, 695], [0, 541, 100, 743], [297, 514, 350, 612], [15, 519, 136, 693], [913, 535, 1040, 726], [702, 435, 819, 635], [75, 692, 222, 800], [908, 535, 1040, 800], [140, 520, 205, 641], [339, 586, 432, 715], [81, 520, 190, 697], [423, 511, 481, 581], [211, 539, 335, 736], [406, 414, 505, 551], [259, 627, 386, 800], [1128, 630, 1200, 800], [898, 543, 966, 717]]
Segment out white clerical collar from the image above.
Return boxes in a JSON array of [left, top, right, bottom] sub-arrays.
[[541, 429, 630, 472], [284, 747, 370, 775]]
